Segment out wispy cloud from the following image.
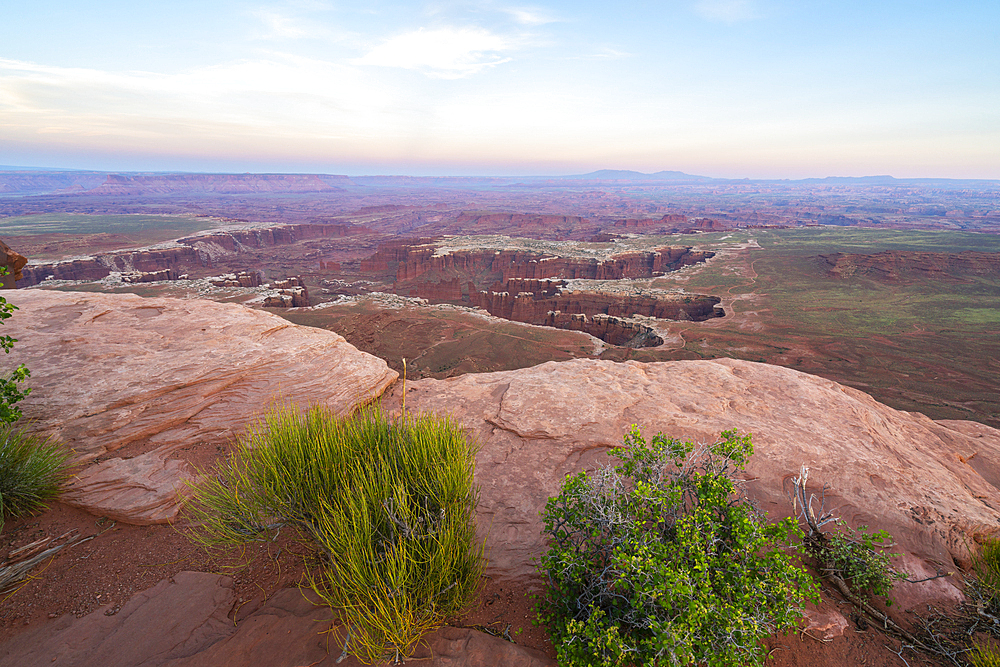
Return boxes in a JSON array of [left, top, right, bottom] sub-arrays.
[[357, 27, 512, 79], [693, 0, 757, 23], [502, 6, 558, 26], [0, 55, 392, 138], [252, 8, 328, 39]]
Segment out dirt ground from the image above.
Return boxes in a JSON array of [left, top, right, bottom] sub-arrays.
[[0, 499, 552, 659]]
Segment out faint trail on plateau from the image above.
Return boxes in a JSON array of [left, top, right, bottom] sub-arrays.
[[660, 249, 760, 353]]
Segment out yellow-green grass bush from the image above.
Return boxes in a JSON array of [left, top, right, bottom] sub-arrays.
[[0, 425, 71, 532], [972, 538, 1000, 609], [969, 640, 1000, 667], [186, 405, 484, 664]]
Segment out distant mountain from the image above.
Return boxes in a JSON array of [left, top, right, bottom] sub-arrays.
[[564, 169, 716, 182]]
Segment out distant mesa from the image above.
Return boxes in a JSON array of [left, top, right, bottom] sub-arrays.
[[820, 250, 1000, 282], [565, 169, 715, 183], [85, 173, 348, 195]]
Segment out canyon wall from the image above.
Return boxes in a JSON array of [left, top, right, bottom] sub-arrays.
[[361, 240, 714, 286], [20, 247, 202, 286], [359, 239, 721, 347], [17, 223, 360, 287]]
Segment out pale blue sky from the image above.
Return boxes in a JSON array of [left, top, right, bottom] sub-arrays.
[[2, 1, 998, 177]]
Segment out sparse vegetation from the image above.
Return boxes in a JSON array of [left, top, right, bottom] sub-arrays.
[[186, 405, 484, 664], [0, 426, 71, 531], [971, 537, 1000, 608], [0, 267, 31, 425], [537, 426, 819, 667], [791, 467, 906, 607], [968, 640, 1000, 667]]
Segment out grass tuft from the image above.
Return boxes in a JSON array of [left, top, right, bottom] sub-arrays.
[[969, 640, 1000, 667], [0, 425, 72, 532], [186, 404, 483, 664]]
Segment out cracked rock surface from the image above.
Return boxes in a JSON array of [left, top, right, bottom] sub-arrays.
[[388, 357, 1000, 611]]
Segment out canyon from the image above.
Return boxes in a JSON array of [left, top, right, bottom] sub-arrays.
[[4, 289, 1000, 667], [2, 170, 1000, 666], [360, 239, 722, 345]]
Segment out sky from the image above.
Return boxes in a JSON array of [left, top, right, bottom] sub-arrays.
[[1, 1, 998, 178]]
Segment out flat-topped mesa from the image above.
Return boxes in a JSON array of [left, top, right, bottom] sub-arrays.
[[83, 173, 349, 195], [263, 276, 310, 307], [821, 250, 1000, 281], [20, 246, 202, 287], [546, 311, 665, 347], [208, 270, 264, 288]]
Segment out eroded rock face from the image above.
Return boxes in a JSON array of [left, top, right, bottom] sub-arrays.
[[3, 289, 398, 524], [0, 239, 28, 287], [362, 240, 714, 285], [18, 223, 362, 287], [386, 357, 1000, 611]]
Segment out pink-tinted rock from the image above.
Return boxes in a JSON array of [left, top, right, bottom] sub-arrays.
[[171, 587, 554, 667], [0, 571, 235, 667], [59, 446, 193, 525], [3, 289, 398, 524], [0, 238, 27, 287], [1, 573, 553, 667], [800, 606, 850, 640], [386, 357, 1000, 611]]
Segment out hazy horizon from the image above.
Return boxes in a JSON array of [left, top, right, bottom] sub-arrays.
[[4, 164, 1000, 183], [3, 1, 998, 179]]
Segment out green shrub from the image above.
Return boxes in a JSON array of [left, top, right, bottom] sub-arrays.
[[187, 405, 484, 664], [0, 267, 31, 425], [816, 521, 905, 604], [0, 425, 71, 531], [537, 427, 819, 667]]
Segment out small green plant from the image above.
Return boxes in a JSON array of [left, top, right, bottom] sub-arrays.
[[818, 521, 906, 604], [537, 426, 819, 667], [971, 538, 1000, 609], [187, 405, 484, 664], [0, 425, 71, 531], [968, 640, 1000, 667], [790, 467, 905, 607], [0, 266, 31, 424]]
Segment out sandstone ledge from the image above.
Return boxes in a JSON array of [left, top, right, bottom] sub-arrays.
[[3, 289, 398, 524], [388, 357, 1000, 610]]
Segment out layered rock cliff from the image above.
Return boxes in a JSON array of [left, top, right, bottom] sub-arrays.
[[362, 239, 714, 285], [18, 223, 360, 287], [465, 277, 721, 346]]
